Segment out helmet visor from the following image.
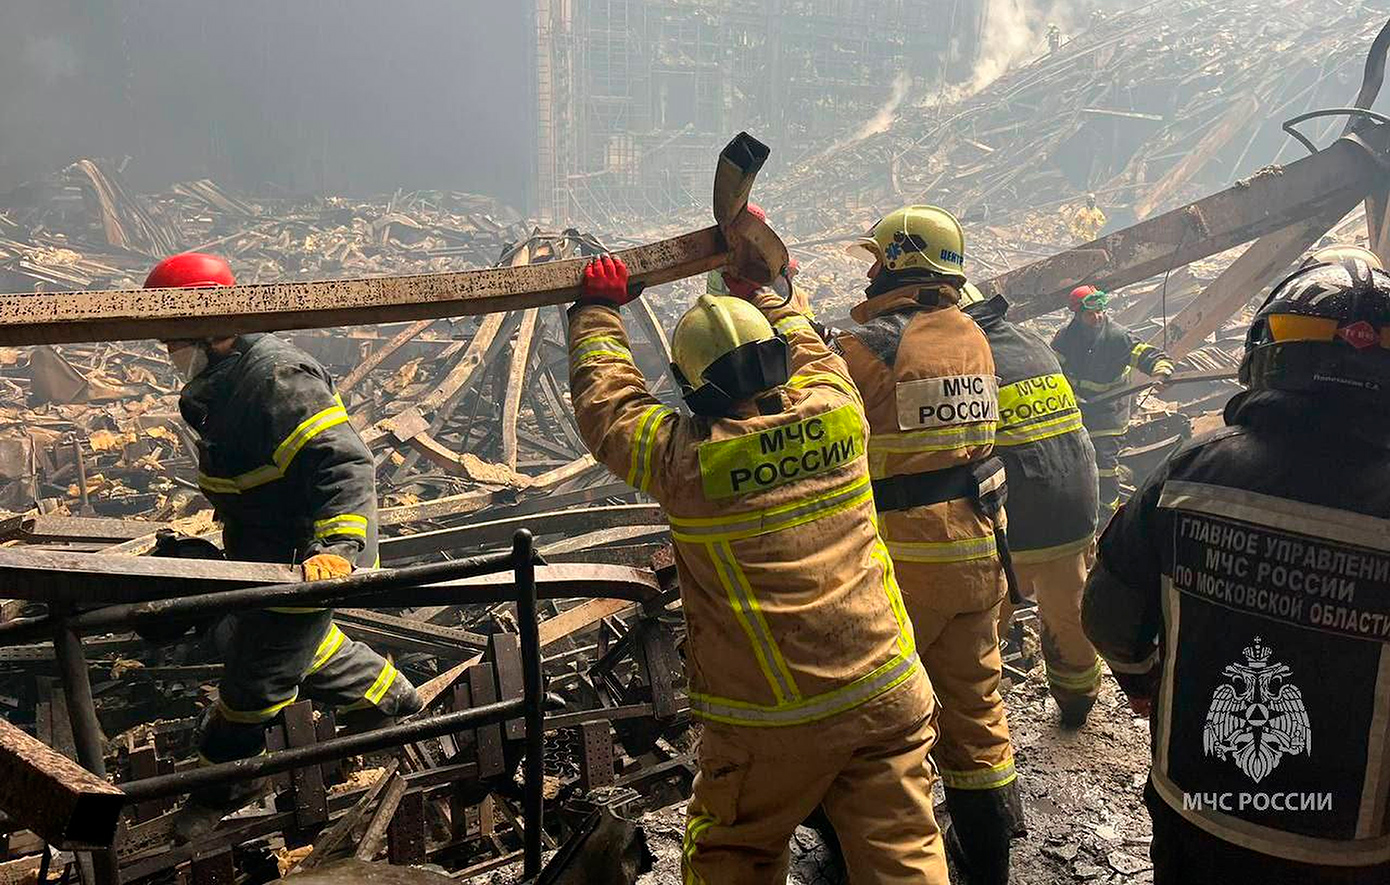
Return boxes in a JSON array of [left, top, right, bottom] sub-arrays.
[[1268, 314, 1390, 349]]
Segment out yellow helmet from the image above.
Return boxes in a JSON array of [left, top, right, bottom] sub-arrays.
[[670, 294, 789, 416], [1303, 244, 1383, 271], [851, 205, 966, 278]]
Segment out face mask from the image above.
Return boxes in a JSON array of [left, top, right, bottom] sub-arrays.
[[168, 343, 210, 382]]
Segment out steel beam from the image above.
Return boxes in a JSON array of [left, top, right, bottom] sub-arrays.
[[982, 125, 1390, 320], [0, 717, 124, 849]]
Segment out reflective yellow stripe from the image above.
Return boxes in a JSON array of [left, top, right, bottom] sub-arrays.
[[1011, 535, 1093, 564], [571, 334, 633, 367], [939, 757, 1017, 790], [869, 422, 997, 454], [1129, 343, 1159, 369], [626, 405, 674, 493], [774, 315, 815, 336], [306, 624, 347, 676], [217, 691, 298, 724], [1152, 359, 1175, 374], [883, 534, 997, 563], [683, 813, 719, 884], [708, 541, 800, 704], [995, 411, 1084, 446], [364, 660, 398, 706], [788, 370, 859, 401], [1089, 426, 1128, 439], [199, 395, 350, 495], [1075, 371, 1131, 394], [669, 475, 873, 543], [689, 650, 920, 727], [313, 513, 369, 539], [1097, 467, 1121, 478], [871, 539, 915, 657], [1047, 656, 1103, 691]]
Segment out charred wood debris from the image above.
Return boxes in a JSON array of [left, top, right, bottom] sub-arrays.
[[0, 0, 1386, 881]]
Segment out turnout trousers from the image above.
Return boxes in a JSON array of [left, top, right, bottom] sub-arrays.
[[998, 543, 1102, 712], [199, 609, 420, 767], [1090, 431, 1124, 529], [682, 673, 948, 885]]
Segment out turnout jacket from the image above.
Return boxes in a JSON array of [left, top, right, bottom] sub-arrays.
[[179, 334, 378, 569], [833, 284, 1006, 613], [567, 292, 927, 729], [1082, 390, 1390, 870], [965, 295, 1097, 559], [1051, 315, 1174, 436]]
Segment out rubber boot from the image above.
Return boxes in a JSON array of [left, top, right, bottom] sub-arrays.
[[1056, 693, 1097, 729], [943, 781, 1025, 885], [173, 777, 270, 843]]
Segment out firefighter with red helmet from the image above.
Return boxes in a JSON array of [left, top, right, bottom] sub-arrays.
[[1052, 285, 1173, 526], [145, 253, 421, 841]]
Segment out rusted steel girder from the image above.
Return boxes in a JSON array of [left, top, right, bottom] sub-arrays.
[[0, 717, 125, 849], [983, 124, 1390, 320]]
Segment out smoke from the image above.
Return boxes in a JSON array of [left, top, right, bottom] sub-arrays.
[[813, 72, 913, 161], [961, 0, 1083, 98], [21, 35, 81, 83]]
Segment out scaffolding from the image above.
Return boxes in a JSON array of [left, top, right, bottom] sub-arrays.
[[534, 0, 985, 227]]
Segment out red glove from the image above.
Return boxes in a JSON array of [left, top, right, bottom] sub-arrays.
[[578, 255, 640, 307]]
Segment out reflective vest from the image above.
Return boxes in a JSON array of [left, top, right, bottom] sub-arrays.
[[1085, 390, 1390, 869], [568, 295, 926, 729]]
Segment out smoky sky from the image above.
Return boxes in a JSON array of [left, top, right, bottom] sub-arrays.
[[0, 1, 534, 205]]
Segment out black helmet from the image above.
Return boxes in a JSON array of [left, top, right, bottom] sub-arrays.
[[1240, 254, 1390, 399]]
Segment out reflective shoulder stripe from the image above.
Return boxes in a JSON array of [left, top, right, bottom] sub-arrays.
[[883, 534, 997, 564], [788, 370, 859, 401], [994, 411, 1084, 446], [199, 395, 351, 495], [626, 405, 675, 493], [669, 475, 873, 543], [689, 650, 921, 727], [1158, 480, 1390, 553], [217, 690, 298, 724], [571, 334, 634, 367], [939, 756, 1017, 790], [314, 513, 369, 539], [775, 315, 815, 336]]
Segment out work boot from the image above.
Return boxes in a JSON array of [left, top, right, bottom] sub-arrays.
[[1057, 693, 1097, 729], [173, 777, 270, 843], [943, 781, 1025, 885]]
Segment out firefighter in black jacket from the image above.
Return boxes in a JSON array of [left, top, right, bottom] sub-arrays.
[[1052, 286, 1173, 526], [145, 254, 422, 841], [959, 285, 1102, 726], [1082, 251, 1390, 883]]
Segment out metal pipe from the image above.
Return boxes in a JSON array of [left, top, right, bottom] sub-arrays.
[[0, 552, 516, 644], [120, 698, 524, 803], [51, 616, 121, 884], [515, 530, 545, 878]]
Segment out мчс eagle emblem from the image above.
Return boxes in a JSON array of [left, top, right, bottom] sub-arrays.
[[1203, 637, 1311, 783]]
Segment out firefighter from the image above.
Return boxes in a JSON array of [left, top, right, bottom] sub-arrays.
[[1082, 251, 1390, 883], [146, 253, 422, 841], [836, 206, 1021, 885], [1052, 285, 1173, 527], [567, 246, 947, 884], [958, 283, 1103, 727], [1068, 193, 1106, 243]]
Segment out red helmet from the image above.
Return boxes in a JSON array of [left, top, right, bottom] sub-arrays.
[[144, 253, 236, 289], [745, 202, 767, 222], [1069, 284, 1109, 312]]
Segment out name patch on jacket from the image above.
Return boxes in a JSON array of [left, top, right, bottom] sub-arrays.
[[998, 373, 1077, 428], [894, 375, 999, 431], [1171, 511, 1390, 642], [699, 404, 863, 499]]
